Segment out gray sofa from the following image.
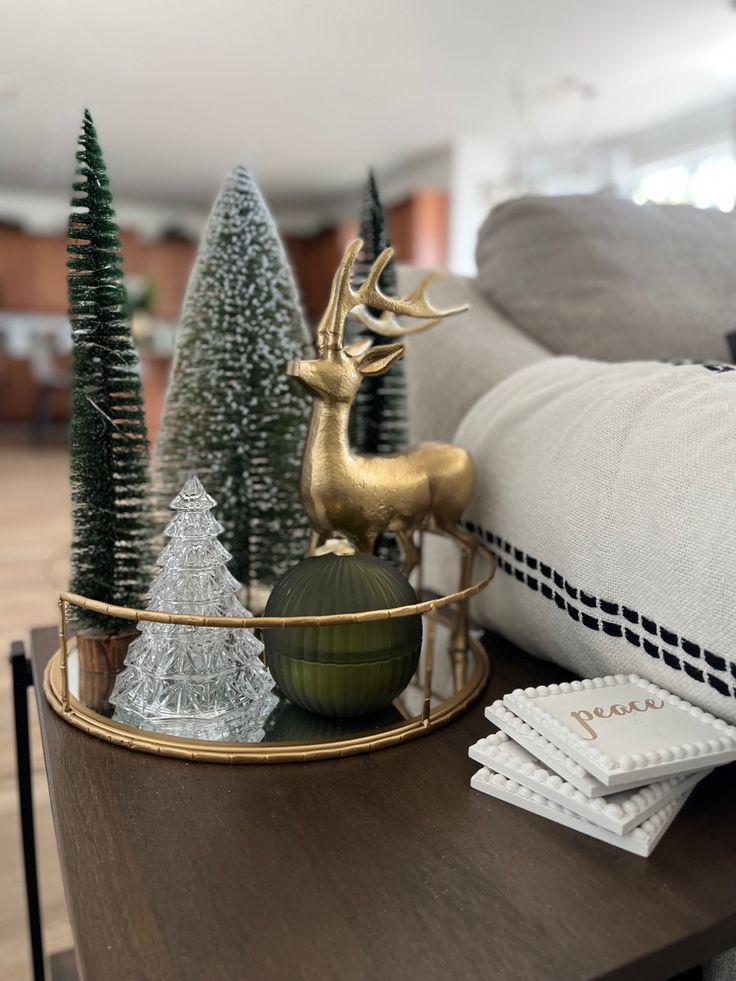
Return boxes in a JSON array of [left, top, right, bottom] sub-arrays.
[[400, 193, 736, 446]]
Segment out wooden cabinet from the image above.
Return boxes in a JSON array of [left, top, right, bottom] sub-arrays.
[[0, 227, 196, 317], [29, 235, 69, 311], [119, 231, 196, 320], [0, 353, 70, 424], [0, 228, 34, 309], [284, 189, 449, 324], [0, 228, 194, 429], [389, 189, 448, 268]]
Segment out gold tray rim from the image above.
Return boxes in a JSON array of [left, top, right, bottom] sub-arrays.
[[43, 626, 489, 763]]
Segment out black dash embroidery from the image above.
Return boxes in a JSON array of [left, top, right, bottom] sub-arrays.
[[644, 639, 660, 658], [705, 651, 727, 672], [466, 524, 733, 701], [709, 675, 730, 696], [684, 663, 704, 682]]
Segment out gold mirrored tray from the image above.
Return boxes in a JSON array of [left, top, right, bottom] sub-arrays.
[[44, 540, 494, 763], [44, 616, 489, 763]]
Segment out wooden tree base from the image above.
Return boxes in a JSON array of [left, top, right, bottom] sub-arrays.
[[77, 631, 137, 713]]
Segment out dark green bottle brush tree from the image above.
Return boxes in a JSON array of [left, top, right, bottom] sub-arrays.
[[349, 169, 409, 565], [67, 109, 154, 646], [349, 169, 410, 456]]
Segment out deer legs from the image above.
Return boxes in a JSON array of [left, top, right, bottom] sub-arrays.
[[437, 525, 478, 691], [309, 529, 330, 554], [398, 530, 421, 580]]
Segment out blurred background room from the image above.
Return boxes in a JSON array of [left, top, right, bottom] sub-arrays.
[[3, 1, 736, 977]]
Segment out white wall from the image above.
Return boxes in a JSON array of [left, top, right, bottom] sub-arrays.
[[448, 136, 508, 276]]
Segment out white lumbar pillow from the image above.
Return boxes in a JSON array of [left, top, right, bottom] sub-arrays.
[[425, 357, 736, 723]]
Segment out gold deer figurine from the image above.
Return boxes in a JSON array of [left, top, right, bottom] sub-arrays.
[[287, 239, 478, 667]]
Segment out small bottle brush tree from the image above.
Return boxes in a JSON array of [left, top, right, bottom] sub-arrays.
[[348, 169, 409, 455], [67, 109, 154, 669], [348, 170, 409, 566], [110, 475, 276, 741], [154, 165, 310, 595]]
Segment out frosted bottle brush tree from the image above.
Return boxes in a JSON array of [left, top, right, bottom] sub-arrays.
[[155, 165, 310, 591], [111, 476, 276, 741], [67, 109, 154, 640]]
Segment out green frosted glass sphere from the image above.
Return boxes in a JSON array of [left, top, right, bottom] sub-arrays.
[[264, 552, 422, 718]]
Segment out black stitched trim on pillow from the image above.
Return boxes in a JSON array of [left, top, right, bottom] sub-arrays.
[[464, 521, 734, 700]]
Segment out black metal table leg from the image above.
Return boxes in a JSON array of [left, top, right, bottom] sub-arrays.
[[10, 639, 46, 981]]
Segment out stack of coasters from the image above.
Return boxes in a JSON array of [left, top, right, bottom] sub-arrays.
[[469, 673, 736, 857]]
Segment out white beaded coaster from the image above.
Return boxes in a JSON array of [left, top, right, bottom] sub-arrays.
[[503, 674, 736, 787], [470, 766, 690, 857], [485, 700, 694, 797], [486, 700, 607, 796], [469, 731, 709, 835]]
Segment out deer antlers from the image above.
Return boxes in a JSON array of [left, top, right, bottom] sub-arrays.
[[317, 238, 467, 356]]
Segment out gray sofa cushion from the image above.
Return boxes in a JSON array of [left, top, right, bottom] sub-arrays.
[[475, 195, 736, 363], [397, 266, 550, 445]]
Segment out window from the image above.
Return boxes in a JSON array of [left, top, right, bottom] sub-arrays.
[[632, 152, 736, 212]]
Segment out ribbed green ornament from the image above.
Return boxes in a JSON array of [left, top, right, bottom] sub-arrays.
[[264, 553, 422, 718]]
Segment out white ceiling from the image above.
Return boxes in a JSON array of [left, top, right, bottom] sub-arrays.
[[1, 0, 736, 210]]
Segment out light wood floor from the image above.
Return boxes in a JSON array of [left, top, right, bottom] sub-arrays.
[[1, 445, 73, 979]]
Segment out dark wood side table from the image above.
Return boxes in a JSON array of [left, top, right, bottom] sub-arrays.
[[28, 626, 736, 981]]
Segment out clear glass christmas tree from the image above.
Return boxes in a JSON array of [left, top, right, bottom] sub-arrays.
[[110, 475, 276, 741]]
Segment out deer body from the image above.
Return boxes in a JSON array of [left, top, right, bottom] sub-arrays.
[[299, 394, 474, 555], [287, 238, 477, 581]]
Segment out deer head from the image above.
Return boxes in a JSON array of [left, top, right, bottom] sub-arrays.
[[287, 238, 467, 402]]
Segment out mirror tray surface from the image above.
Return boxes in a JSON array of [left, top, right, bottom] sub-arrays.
[[44, 616, 489, 763]]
